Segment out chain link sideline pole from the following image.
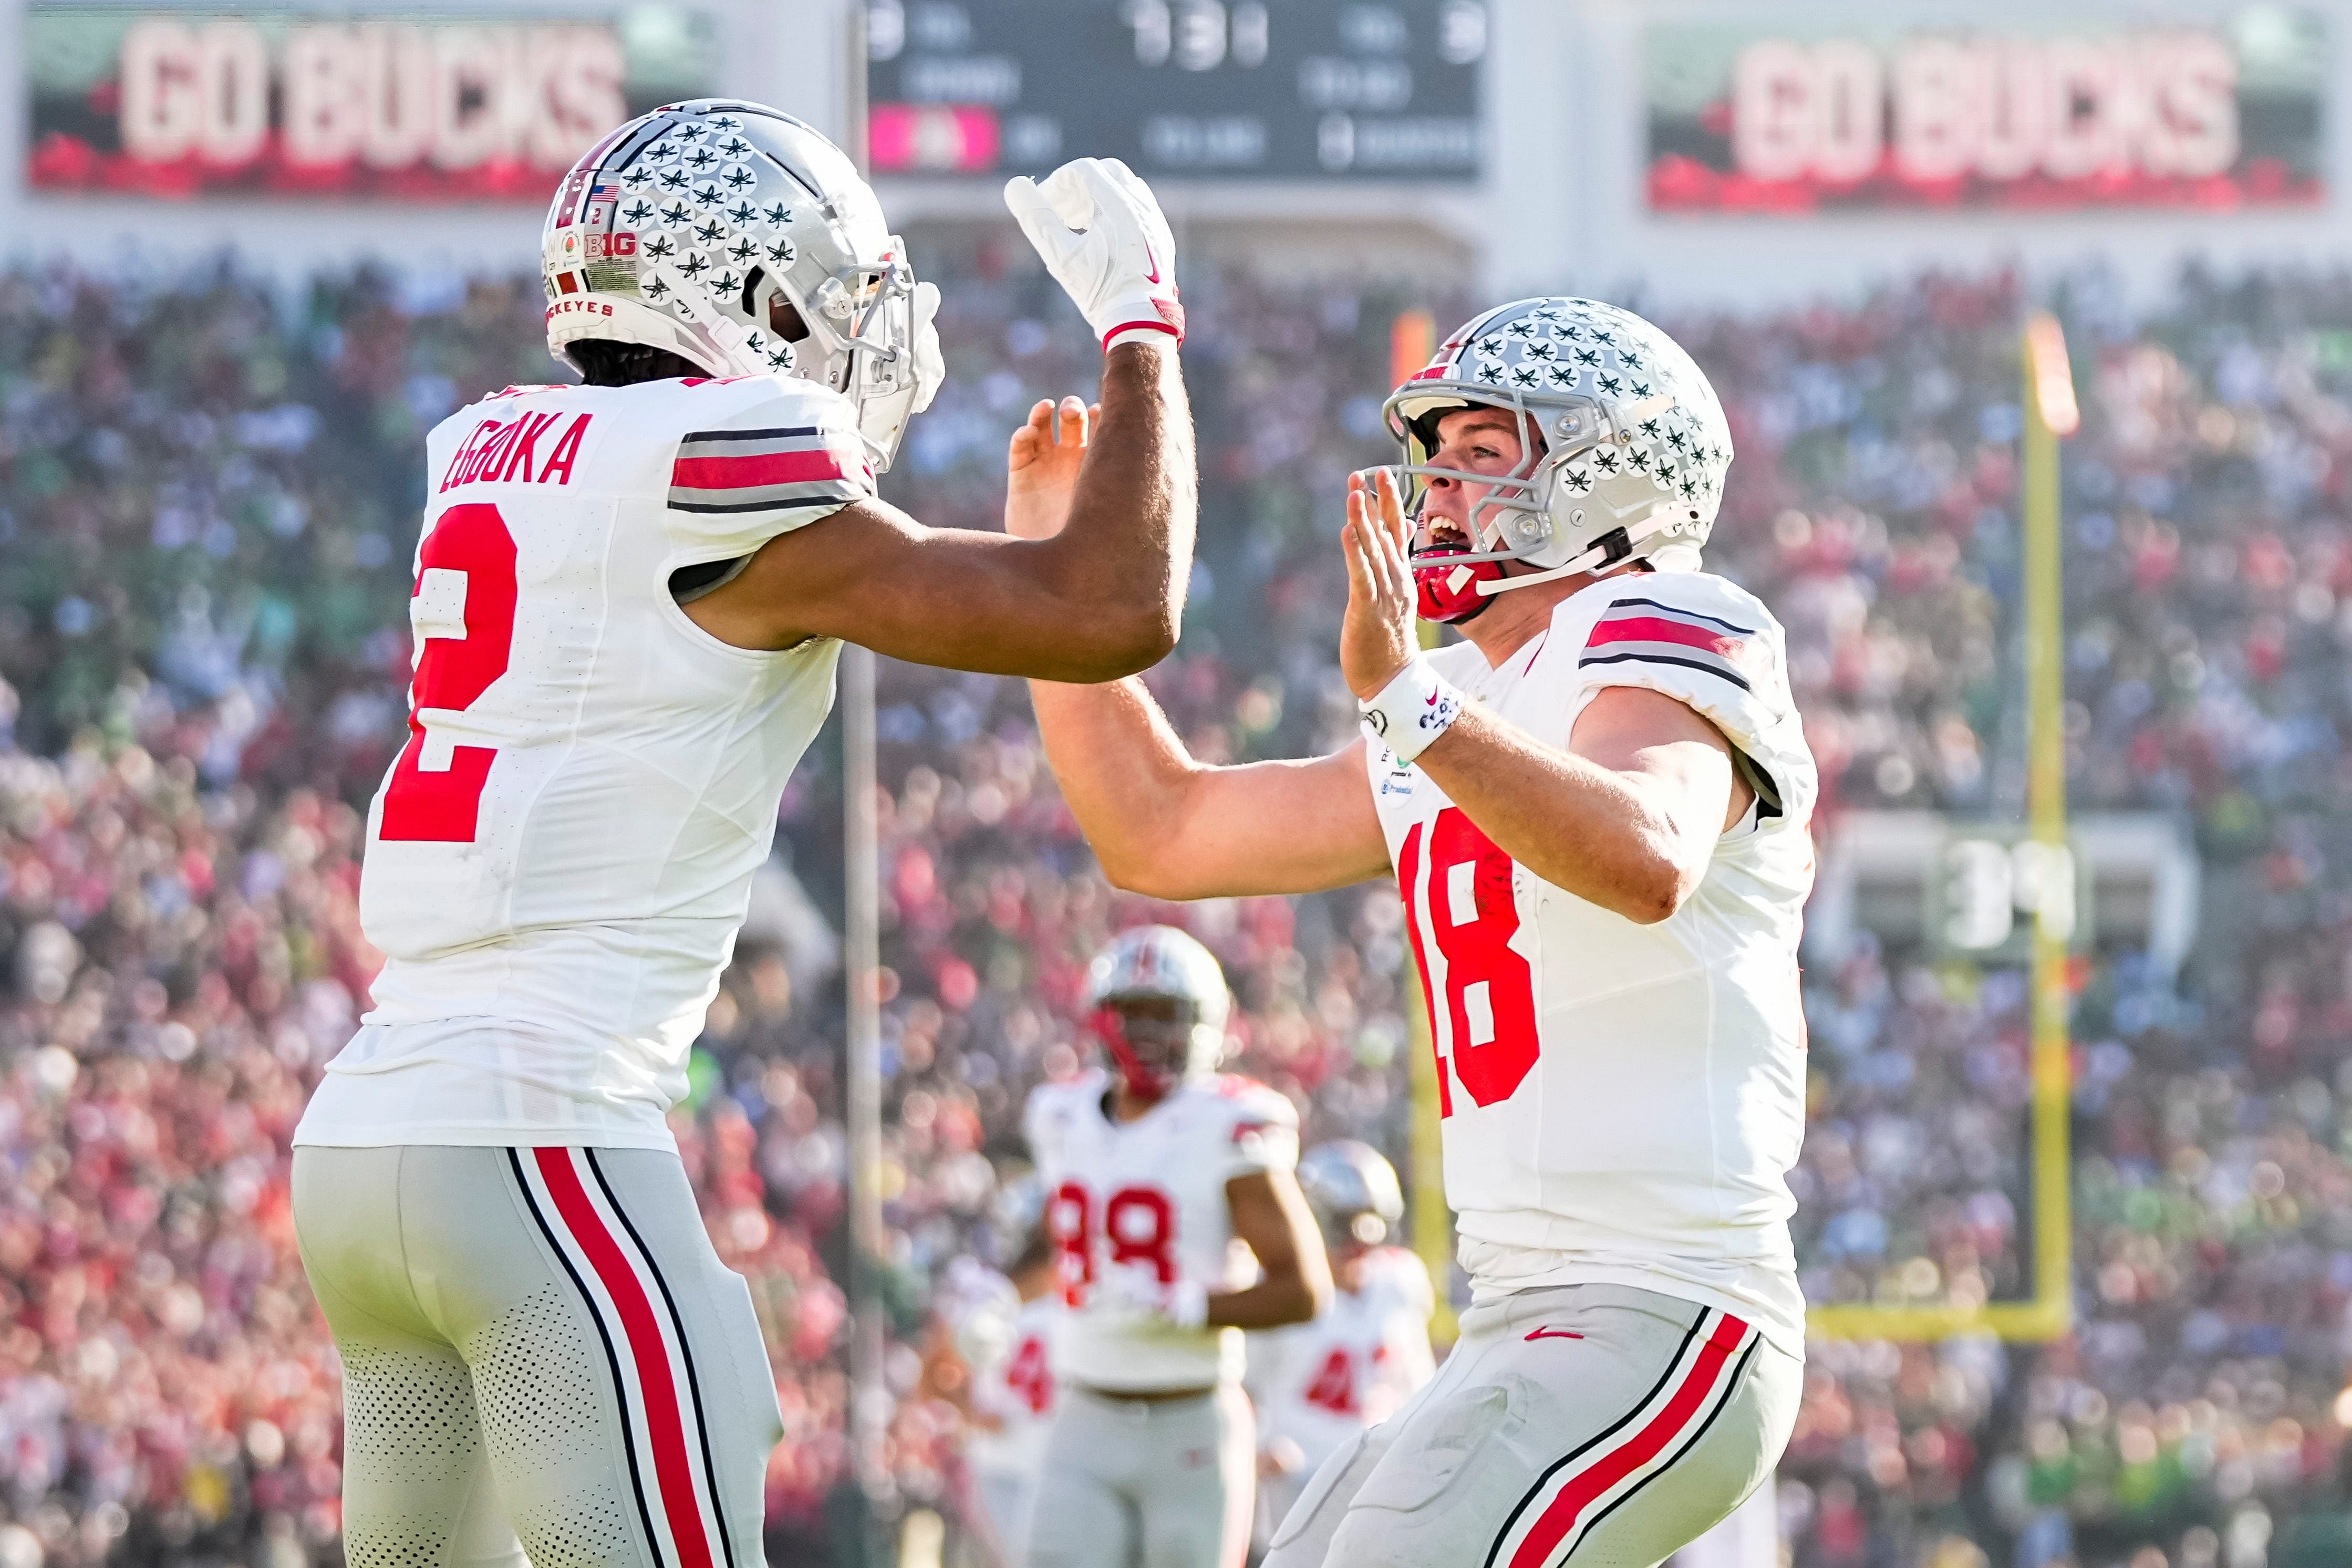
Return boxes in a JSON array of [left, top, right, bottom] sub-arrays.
[[838, 4, 890, 1559]]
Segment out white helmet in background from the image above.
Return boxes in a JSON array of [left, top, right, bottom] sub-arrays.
[[541, 98, 942, 469], [1082, 925, 1231, 1101], [1385, 297, 1733, 622], [1297, 1140, 1406, 1249]]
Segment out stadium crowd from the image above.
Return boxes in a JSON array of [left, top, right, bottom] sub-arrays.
[[8, 246, 2352, 1568]]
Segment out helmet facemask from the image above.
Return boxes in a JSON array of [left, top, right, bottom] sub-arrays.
[[1092, 995, 1220, 1103], [1393, 396, 1551, 624]]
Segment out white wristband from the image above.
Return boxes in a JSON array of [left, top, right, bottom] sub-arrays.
[[1359, 656, 1464, 764]]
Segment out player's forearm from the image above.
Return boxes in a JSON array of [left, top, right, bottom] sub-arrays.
[[1030, 681, 1392, 900], [1412, 709, 1709, 924], [1206, 1269, 1328, 1331], [1034, 341, 1195, 668], [1029, 674, 1203, 895]]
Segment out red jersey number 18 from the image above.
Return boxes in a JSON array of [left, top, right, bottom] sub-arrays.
[[1398, 808, 1541, 1111]]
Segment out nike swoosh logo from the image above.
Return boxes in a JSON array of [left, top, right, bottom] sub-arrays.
[[1523, 1326, 1585, 1342], [1144, 243, 1162, 285]]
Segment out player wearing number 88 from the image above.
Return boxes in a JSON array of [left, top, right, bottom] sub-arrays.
[[292, 100, 1200, 1568], [1023, 299, 1815, 1568], [1021, 926, 1331, 1568]]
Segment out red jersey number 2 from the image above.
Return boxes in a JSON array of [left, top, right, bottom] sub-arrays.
[[379, 503, 518, 843]]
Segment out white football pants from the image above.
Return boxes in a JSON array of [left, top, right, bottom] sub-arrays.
[[1027, 1384, 1255, 1568], [1261, 1283, 1799, 1568], [293, 1144, 783, 1568], [968, 1466, 1041, 1567]]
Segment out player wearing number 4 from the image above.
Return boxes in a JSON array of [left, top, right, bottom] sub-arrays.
[[292, 99, 1197, 1568], [1017, 299, 1816, 1568], [1246, 1142, 1437, 1559], [1024, 926, 1331, 1568]]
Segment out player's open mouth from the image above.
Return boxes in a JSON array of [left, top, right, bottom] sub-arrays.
[[1416, 519, 1473, 558]]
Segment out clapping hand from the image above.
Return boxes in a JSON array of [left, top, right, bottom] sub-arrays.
[[1341, 468, 1420, 700]]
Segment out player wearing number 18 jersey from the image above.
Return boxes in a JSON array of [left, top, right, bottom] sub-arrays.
[[1025, 298, 1812, 1568], [1022, 927, 1329, 1568], [292, 100, 1198, 1568]]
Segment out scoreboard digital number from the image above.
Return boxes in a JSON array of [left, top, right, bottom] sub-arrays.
[[866, 0, 1487, 181]]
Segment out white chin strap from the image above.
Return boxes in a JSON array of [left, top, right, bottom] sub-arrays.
[[1475, 506, 1680, 597]]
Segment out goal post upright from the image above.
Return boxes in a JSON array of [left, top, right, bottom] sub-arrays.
[[1809, 314, 2077, 1346]]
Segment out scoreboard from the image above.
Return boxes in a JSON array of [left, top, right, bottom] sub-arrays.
[[866, 0, 1487, 181]]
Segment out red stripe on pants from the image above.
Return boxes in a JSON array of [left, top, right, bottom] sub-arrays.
[[1508, 1313, 1750, 1568], [534, 1147, 716, 1568]]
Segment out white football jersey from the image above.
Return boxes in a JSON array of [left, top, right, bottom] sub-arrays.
[[962, 1291, 1062, 1481], [1024, 1069, 1300, 1392], [297, 372, 872, 1150], [1248, 1247, 1435, 1474], [1365, 567, 1817, 1353]]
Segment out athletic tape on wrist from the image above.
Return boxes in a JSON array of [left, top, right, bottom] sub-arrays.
[[1359, 656, 1463, 764]]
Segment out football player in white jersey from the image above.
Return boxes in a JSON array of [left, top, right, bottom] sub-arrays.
[[291, 100, 1199, 1568], [1018, 298, 1814, 1568], [1023, 927, 1331, 1568], [1248, 1142, 1436, 1555], [925, 1221, 1063, 1568]]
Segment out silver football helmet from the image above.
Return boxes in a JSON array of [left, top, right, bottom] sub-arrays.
[[541, 99, 940, 470], [1384, 297, 1734, 609], [1083, 925, 1230, 1099], [1297, 1140, 1406, 1248]]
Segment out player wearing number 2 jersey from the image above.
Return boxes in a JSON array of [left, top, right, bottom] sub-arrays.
[[1023, 298, 1813, 1568], [292, 100, 1197, 1568], [1022, 926, 1330, 1568]]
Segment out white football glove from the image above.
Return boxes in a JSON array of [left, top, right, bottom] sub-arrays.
[[1092, 1263, 1209, 1330], [1003, 158, 1183, 353]]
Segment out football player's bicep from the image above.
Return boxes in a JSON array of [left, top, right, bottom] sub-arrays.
[[1569, 684, 1752, 840]]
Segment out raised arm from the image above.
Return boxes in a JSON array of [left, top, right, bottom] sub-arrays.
[[1004, 396, 1391, 899], [1029, 675, 1390, 900], [1339, 472, 1751, 925], [683, 341, 1190, 680], [682, 157, 1196, 682]]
